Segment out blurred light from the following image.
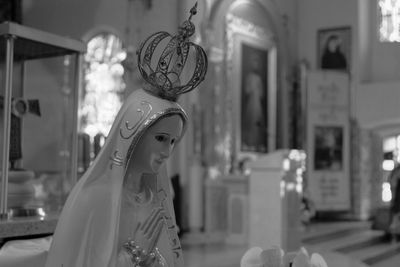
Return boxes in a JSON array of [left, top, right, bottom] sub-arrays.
[[280, 181, 285, 197], [396, 135, 400, 162], [37, 207, 46, 219], [296, 183, 303, 194], [288, 150, 299, 160], [283, 159, 290, 171], [100, 136, 105, 147], [382, 159, 395, 171], [383, 136, 396, 151], [118, 51, 127, 61], [382, 182, 392, 202], [289, 149, 304, 161], [208, 166, 220, 180], [378, 0, 400, 42], [110, 63, 124, 76], [286, 182, 295, 191], [296, 168, 303, 177], [296, 169, 303, 193]]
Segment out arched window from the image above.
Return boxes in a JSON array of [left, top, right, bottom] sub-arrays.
[[79, 32, 126, 139], [378, 0, 400, 42]]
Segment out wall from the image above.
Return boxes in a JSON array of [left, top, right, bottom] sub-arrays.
[[299, 0, 400, 83], [298, 0, 357, 73], [23, 0, 179, 44], [298, 0, 400, 130], [367, 1, 400, 82], [355, 81, 400, 129], [298, 0, 400, 218]]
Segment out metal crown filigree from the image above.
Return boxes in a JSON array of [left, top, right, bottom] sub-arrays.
[[136, 2, 208, 101]]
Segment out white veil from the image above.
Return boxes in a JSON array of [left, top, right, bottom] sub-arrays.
[[45, 88, 187, 267]]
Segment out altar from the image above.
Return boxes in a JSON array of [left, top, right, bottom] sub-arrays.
[[205, 174, 249, 244], [204, 149, 305, 250], [249, 149, 304, 252]]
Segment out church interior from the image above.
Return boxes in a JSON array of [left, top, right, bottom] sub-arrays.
[[1, 0, 400, 266]]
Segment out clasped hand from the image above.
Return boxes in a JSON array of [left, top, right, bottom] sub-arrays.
[[129, 206, 166, 266], [134, 207, 165, 253]]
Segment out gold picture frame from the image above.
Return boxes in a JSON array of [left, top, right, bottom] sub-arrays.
[[226, 14, 277, 158]]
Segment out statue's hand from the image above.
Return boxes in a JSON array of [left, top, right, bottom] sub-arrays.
[[134, 207, 165, 254], [123, 207, 166, 266]]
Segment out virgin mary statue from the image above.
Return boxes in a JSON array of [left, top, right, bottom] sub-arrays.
[[46, 3, 207, 267], [0, 3, 207, 267], [46, 89, 188, 267]]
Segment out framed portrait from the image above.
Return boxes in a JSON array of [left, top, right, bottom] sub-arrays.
[[313, 125, 343, 171], [240, 43, 269, 153], [226, 14, 277, 157], [317, 27, 351, 72]]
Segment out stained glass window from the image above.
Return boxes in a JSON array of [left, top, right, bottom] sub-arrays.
[[378, 0, 400, 42], [79, 33, 127, 138]]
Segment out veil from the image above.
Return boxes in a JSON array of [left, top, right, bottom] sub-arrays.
[[45, 88, 187, 267]]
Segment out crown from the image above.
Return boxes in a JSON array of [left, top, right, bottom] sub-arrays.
[[136, 2, 208, 101]]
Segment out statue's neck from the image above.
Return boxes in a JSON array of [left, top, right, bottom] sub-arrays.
[[124, 171, 157, 195]]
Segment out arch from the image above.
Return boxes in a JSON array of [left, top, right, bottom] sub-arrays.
[[81, 25, 125, 44], [203, 0, 281, 53], [207, 0, 281, 37]]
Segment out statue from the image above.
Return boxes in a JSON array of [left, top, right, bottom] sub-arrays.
[[44, 3, 207, 267]]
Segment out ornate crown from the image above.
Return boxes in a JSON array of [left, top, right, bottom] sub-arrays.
[[136, 2, 208, 101]]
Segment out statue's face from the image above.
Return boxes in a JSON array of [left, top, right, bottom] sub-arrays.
[[131, 115, 183, 174]]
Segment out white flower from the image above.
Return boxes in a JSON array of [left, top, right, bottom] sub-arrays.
[[240, 246, 328, 267]]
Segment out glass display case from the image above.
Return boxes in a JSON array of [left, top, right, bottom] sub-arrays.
[[0, 21, 85, 226]]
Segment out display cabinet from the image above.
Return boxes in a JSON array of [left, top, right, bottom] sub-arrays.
[[0, 21, 85, 229]]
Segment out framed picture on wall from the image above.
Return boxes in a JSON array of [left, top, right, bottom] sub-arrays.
[[317, 26, 351, 72], [240, 43, 269, 153], [226, 13, 277, 158], [313, 125, 343, 171]]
